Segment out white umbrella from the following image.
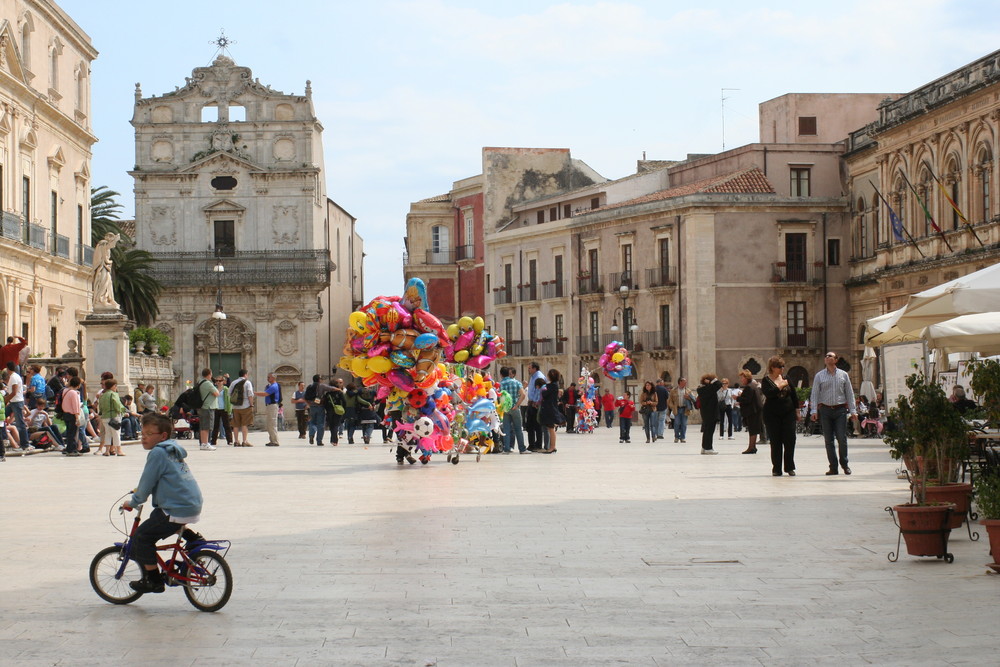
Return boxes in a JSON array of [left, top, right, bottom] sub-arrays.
[[893, 261, 1000, 331], [920, 312, 1000, 356], [865, 308, 921, 346]]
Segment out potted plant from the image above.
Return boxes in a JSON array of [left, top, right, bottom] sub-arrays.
[[883, 373, 970, 560], [974, 469, 1000, 571], [969, 357, 1000, 426]]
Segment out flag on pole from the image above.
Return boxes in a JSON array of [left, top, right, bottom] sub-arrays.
[[931, 171, 985, 247], [900, 171, 953, 251], [869, 180, 905, 242]]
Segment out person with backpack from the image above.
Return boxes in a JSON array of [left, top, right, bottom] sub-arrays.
[[303, 374, 336, 445], [194, 368, 220, 451], [356, 388, 378, 445], [227, 370, 253, 446]]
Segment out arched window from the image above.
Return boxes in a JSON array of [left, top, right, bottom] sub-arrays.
[[20, 21, 31, 72], [978, 145, 993, 223], [49, 37, 62, 92], [946, 155, 962, 230], [857, 196, 869, 258], [892, 175, 907, 241], [75, 64, 86, 111], [917, 166, 933, 237], [873, 203, 881, 247]]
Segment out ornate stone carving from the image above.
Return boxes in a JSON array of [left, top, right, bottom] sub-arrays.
[[150, 207, 178, 245], [254, 309, 275, 322], [272, 204, 299, 244], [176, 311, 197, 323], [276, 320, 297, 356]]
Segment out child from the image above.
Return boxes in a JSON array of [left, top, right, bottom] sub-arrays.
[[123, 412, 204, 593], [26, 398, 66, 450], [616, 392, 635, 444], [120, 395, 142, 441]]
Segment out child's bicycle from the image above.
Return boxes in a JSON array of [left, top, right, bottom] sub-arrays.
[[89, 493, 233, 612]]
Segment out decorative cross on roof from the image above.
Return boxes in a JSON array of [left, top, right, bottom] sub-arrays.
[[210, 30, 236, 56]]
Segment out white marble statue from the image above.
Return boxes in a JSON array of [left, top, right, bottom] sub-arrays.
[[92, 232, 121, 311]]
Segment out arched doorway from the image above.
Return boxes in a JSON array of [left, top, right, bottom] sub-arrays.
[[194, 315, 255, 379]]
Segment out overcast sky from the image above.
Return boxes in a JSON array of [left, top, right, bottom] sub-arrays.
[[60, 0, 1000, 302]]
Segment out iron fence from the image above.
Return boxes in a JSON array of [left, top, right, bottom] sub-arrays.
[[645, 266, 676, 287], [147, 250, 332, 287], [775, 327, 823, 349], [1, 211, 21, 240]]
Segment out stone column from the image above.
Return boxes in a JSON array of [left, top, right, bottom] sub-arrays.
[[80, 311, 132, 398]]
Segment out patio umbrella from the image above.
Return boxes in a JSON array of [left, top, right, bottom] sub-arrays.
[[893, 261, 1000, 331], [864, 308, 921, 346]]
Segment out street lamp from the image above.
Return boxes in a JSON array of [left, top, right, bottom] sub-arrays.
[[212, 262, 226, 373], [609, 276, 639, 335]]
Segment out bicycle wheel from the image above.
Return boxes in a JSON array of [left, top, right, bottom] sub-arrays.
[[90, 546, 143, 604], [183, 550, 233, 612]]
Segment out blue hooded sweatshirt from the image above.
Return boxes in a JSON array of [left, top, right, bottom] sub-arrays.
[[130, 440, 203, 519]]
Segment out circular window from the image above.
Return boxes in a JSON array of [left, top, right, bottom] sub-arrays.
[[211, 176, 237, 191]]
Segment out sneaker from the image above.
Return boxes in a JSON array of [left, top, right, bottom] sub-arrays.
[[519, 450, 533, 454], [200, 444, 216, 451], [619, 439, 624, 443], [701, 449, 718, 455], [265, 442, 280, 447], [129, 573, 165, 594], [501, 451, 511, 455], [674, 438, 679, 443]]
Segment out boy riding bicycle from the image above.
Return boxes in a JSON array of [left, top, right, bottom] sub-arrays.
[[122, 413, 204, 593]]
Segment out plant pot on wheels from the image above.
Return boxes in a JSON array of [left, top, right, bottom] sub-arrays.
[[922, 482, 976, 534], [886, 502, 956, 562], [982, 519, 1000, 572]]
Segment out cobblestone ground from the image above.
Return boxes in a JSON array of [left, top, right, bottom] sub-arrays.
[[1, 426, 996, 666]]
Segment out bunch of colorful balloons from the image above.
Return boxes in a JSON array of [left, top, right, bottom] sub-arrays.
[[599, 341, 633, 379], [444, 316, 506, 369]]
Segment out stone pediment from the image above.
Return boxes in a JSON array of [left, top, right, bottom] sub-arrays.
[[202, 199, 245, 215], [180, 150, 260, 174], [0, 20, 28, 84]]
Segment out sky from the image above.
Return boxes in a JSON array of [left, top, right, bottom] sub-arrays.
[[58, 0, 1000, 301]]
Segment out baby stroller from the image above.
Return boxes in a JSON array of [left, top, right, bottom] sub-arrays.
[[168, 404, 199, 439]]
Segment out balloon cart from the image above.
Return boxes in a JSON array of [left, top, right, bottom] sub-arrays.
[[447, 432, 493, 464]]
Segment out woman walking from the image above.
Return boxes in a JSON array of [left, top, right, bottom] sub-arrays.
[[736, 370, 763, 454], [539, 369, 564, 453], [97, 377, 125, 456], [760, 356, 798, 476], [639, 381, 657, 443], [696, 374, 723, 454]]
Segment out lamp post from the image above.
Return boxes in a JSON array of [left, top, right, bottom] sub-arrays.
[[609, 275, 639, 393], [212, 261, 226, 373]]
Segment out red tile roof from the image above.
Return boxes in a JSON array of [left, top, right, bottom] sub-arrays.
[[590, 167, 775, 212]]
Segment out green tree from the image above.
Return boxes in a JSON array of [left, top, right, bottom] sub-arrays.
[[90, 186, 162, 326]]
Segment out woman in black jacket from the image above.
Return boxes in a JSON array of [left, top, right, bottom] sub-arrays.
[[696, 373, 723, 454], [760, 356, 798, 476]]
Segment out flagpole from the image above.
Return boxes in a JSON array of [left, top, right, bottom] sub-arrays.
[[900, 171, 954, 252], [869, 179, 925, 258], [929, 169, 985, 247]]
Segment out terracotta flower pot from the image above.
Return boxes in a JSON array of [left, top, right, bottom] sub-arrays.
[[893, 503, 955, 559], [922, 483, 973, 530], [982, 519, 1000, 566]]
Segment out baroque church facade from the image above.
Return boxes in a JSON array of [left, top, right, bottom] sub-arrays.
[[132, 55, 358, 393]]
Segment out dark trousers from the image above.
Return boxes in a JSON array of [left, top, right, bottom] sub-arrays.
[[604, 410, 614, 428], [818, 405, 850, 469], [210, 409, 233, 446], [619, 417, 632, 441], [718, 405, 734, 437], [9, 402, 28, 452], [525, 404, 542, 448], [564, 405, 576, 432], [326, 410, 343, 443], [295, 410, 307, 437], [133, 507, 184, 567], [701, 418, 717, 450], [63, 414, 79, 452], [764, 412, 797, 474]]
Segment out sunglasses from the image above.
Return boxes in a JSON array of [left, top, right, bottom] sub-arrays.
[[826, 354, 836, 358]]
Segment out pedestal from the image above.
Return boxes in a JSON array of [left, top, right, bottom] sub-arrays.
[[80, 311, 132, 398]]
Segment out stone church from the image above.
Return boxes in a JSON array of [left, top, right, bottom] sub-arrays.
[[131, 55, 359, 396]]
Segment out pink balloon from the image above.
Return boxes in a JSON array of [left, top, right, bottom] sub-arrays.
[[388, 369, 416, 392], [465, 354, 495, 369], [454, 330, 476, 349], [368, 343, 391, 357]]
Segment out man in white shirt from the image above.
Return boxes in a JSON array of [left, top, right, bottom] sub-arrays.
[[228, 369, 255, 447], [4, 361, 29, 450], [809, 351, 857, 475]]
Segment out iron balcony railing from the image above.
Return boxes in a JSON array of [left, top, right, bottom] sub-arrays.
[[147, 250, 332, 287], [645, 266, 676, 288], [455, 244, 475, 261], [54, 234, 70, 259], [771, 262, 815, 283], [609, 270, 638, 291], [577, 330, 671, 355], [79, 244, 94, 266], [28, 223, 46, 249], [493, 288, 513, 306], [631, 330, 672, 352], [577, 275, 603, 295], [1, 211, 21, 240], [518, 284, 539, 302], [425, 248, 455, 265], [775, 327, 823, 349], [541, 280, 566, 299]]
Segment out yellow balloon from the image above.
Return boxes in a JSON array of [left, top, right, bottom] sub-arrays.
[[473, 373, 483, 384], [367, 356, 393, 374], [612, 352, 625, 363], [454, 350, 470, 362], [472, 316, 485, 333], [471, 344, 484, 356], [349, 311, 369, 334], [337, 356, 354, 371], [351, 356, 373, 378], [458, 316, 474, 330], [446, 323, 460, 339]]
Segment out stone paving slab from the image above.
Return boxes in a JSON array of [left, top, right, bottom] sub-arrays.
[[1, 427, 998, 665]]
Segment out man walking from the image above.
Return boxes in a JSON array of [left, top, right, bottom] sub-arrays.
[[256, 372, 282, 446], [653, 379, 670, 440], [667, 378, 693, 443], [525, 362, 548, 451], [228, 369, 254, 447], [196, 368, 219, 451], [810, 352, 857, 475], [499, 367, 528, 454]]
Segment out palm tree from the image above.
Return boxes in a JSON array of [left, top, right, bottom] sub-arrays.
[[90, 186, 162, 325]]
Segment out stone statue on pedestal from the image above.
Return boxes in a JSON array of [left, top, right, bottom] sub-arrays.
[[92, 232, 121, 311]]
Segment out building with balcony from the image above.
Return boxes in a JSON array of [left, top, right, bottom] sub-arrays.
[[845, 49, 1000, 375], [0, 0, 96, 354], [131, 55, 360, 391]]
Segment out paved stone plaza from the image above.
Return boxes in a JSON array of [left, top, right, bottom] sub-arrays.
[[1, 426, 997, 666]]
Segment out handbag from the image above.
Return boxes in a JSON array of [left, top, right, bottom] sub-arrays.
[[333, 404, 345, 416], [108, 417, 122, 430]]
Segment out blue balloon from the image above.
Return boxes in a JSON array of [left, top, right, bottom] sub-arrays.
[[466, 417, 488, 434], [413, 332, 438, 349], [469, 398, 494, 416]]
